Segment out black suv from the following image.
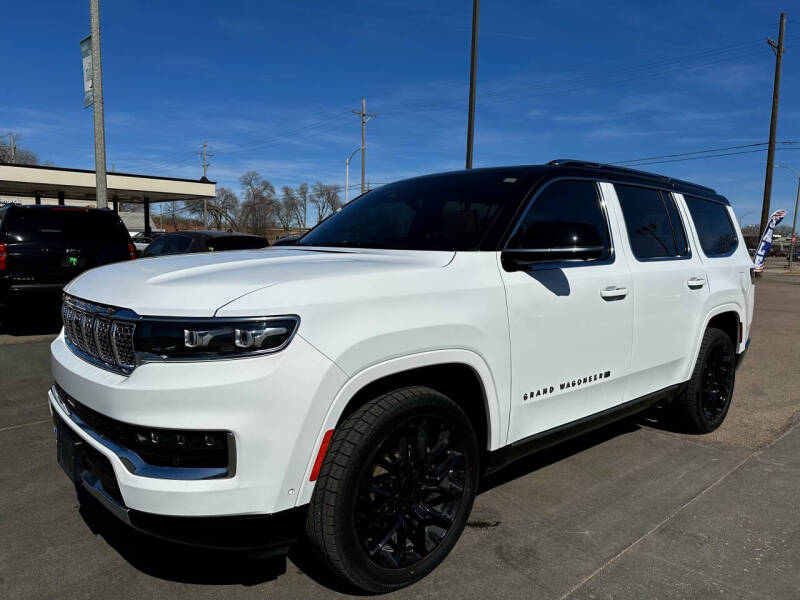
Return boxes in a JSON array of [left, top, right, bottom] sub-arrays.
[[0, 205, 134, 311], [143, 230, 269, 256]]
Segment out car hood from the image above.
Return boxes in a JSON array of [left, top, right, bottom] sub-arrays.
[[65, 247, 455, 317]]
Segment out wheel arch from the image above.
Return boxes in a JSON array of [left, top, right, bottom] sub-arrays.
[[685, 303, 744, 381], [295, 349, 503, 506]]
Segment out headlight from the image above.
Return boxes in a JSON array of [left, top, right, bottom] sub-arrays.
[[134, 316, 300, 361]]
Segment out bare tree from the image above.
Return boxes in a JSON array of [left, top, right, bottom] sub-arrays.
[[294, 182, 309, 228], [238, 172, 278, 236], [186, 187, 239, 230], [310, 181, 342, 224], [0, 133, 40, 165], [277, 186, 298, 231]]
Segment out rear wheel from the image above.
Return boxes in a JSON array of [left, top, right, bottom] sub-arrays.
[[306, 386, 479, 593], [677, 327, 736, 433]]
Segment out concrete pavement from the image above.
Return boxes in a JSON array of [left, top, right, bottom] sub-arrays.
[[1, 272, 798, 599]]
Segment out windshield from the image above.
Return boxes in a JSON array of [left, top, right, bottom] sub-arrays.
[[298, 172, 530, 250]]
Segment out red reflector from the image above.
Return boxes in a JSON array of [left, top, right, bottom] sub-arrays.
[[128, 243, 136, 260], [0, 243, 6, 272], [309, 429, 334, 481], [739, 321, 743, 344]]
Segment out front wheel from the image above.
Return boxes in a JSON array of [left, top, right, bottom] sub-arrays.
[[676, 327, 736, 433], [306, 386, 479, 593]]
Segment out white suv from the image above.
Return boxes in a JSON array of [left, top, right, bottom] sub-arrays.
[[49, 161, 753, 592]]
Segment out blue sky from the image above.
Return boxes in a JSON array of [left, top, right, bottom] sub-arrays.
[[1, 0, 799, 225]]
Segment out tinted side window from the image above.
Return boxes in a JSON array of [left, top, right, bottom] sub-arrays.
[[146, 234, 193, 256], [684, 195, 738, 256], [207, 236, 269, 251], [507, 180, 611, 259], [615, 185, 687, 259]]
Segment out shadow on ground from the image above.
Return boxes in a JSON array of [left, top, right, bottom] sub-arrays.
[[74, 417, 647, 593]]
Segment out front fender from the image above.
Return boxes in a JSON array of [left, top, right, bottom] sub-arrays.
[[294, 348, 504, 507]]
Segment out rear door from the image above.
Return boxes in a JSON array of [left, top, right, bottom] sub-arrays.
[[5, 207, 131, 287], [500, 179, 634, 442], [608, 184, 709, 400]]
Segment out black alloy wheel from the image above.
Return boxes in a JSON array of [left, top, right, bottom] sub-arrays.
[[699, 342, 734, 423], [306, 386, 479, 593], [354, 415, 467, 569], [677, 327, 736, 433]]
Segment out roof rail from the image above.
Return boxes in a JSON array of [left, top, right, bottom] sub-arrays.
[[547, 159, 716, 194]]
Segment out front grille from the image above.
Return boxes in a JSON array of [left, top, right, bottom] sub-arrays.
[[62, 294, 136, 374]]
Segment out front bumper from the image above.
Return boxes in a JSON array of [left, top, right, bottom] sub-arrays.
[[54, 408, 306, 550], [50, 331, 347, 518]]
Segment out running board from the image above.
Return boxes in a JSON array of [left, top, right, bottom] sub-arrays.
[[484, 383, 683, 475]]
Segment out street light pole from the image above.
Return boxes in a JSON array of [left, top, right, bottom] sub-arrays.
[[775, 164, 800, 271], [345, 147, 361, 204]]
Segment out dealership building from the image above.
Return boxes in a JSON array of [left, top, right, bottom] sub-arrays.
[[0, 164, 216, 236]]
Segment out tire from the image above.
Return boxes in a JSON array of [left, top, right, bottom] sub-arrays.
[[306, 386, 479, 593], [676, 327, 736, 433]]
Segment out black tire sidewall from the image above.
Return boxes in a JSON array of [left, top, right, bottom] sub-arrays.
[[327, 389, 479, 592], [687, 328, 735, 432]]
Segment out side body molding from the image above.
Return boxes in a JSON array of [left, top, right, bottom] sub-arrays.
[[295, 348, 504, 506]]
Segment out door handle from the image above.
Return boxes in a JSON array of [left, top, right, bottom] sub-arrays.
[[687, 277, 706, 289], [600, 286, 629, 300]]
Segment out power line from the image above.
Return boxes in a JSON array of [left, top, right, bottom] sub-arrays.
[[614, 146, 800, 167], [611, 141, 800, 165]]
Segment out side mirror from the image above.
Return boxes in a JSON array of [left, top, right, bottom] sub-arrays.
[[502, 220, 607, 270]]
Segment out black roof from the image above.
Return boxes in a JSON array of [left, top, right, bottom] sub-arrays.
[[396, 161, 729, 205], [163, 230, 267, 239]]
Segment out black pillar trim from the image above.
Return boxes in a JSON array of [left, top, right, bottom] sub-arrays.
[[144, 197, 151, 238], [58, 191, 65, 206]]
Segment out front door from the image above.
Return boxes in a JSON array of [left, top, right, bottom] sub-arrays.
[[500, 179, 634, 443]]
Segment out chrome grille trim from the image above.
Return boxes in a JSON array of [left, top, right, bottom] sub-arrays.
[[62, 294, 137, 376]]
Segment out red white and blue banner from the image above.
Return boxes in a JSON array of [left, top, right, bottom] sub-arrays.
[[753, 209, 787, 272]]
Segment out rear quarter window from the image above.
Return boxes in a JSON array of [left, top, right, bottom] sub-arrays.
[[684, 196, 738, 257], [5, 208, 130, 245]]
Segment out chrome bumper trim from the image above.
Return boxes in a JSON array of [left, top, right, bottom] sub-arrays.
[[50, 385, 234, 480]]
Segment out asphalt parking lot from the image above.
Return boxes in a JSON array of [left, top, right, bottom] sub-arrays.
[[1, 266, 799, 599]]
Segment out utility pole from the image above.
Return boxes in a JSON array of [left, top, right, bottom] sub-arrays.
[[775, 165, 800, 272], [8, 133, 14, 163], [760, 12, 786, 237], [465, 0, 480, 169], [352, 98, 376, 194], [195, 142, 213, 227], [196, 141, 213, 179], [89, 0, 108, 208]]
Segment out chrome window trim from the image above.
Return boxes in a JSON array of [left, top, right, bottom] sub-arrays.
[[51, 384, 235, 480]]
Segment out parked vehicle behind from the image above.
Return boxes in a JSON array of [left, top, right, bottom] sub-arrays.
[[143, 230, 269, 257], [0, 205, 134, 314], [129, 232, 154, 256], [49, 161, 754, 592]]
